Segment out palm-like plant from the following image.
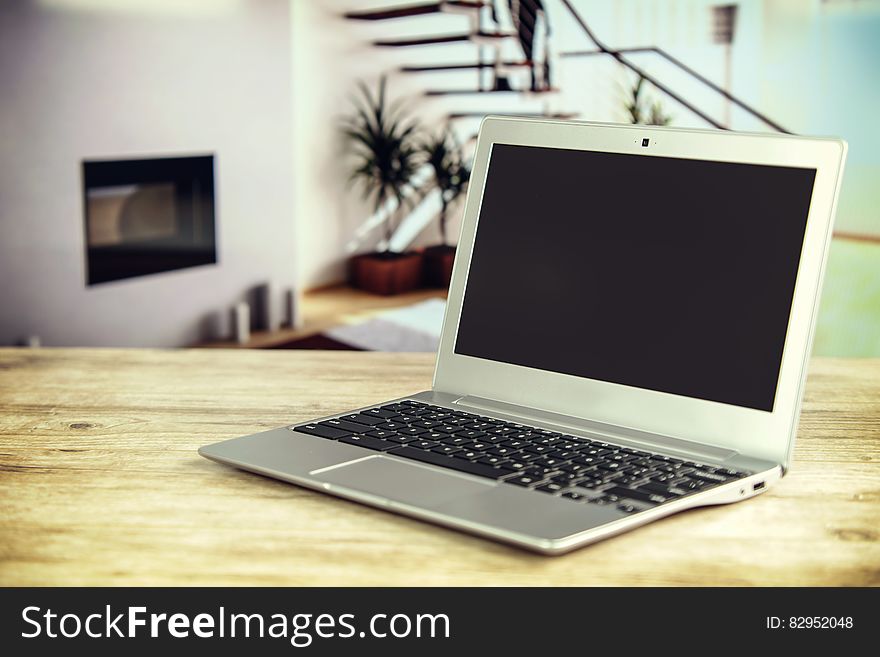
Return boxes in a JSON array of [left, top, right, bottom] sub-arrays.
[[421, 128, 470, 246], [343, 76, 420, 252], [625, 75, 672, 126]]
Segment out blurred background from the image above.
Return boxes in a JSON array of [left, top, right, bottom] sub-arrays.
[[0, 0, 877, 356]]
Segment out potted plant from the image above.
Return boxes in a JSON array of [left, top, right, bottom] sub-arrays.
[[420, 128, 470, 288], [342, 76, 423, 295]]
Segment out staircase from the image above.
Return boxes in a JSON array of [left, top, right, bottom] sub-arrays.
[[342, 0, 790, 252]]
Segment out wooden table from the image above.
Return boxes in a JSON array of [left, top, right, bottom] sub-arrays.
[[1, 348, 877, 586]]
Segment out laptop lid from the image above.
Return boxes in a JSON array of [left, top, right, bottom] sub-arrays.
[[434, 117, 846, 469]]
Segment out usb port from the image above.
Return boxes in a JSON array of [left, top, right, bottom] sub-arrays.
[[752, 481, 765, 491]]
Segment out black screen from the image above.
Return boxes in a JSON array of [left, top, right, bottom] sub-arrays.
[[454, 144, 816, 411]]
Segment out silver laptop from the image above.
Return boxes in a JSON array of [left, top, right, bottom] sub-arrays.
[[200, 117, 847, 554]]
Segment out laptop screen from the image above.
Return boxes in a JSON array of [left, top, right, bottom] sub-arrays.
[[454, 143, 817, 412]]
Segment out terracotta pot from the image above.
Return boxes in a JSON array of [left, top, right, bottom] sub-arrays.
[[349, 251, 424, 295], [423, 245, 456, 289]]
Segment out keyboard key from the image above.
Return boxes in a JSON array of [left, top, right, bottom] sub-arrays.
[[559, 462, 593, 474], [551, 472, 583, 484], [398, 426, 428, 436], [604, 486, 667, 505], [320, 419, 370, 433], [477, 455, 507, 467], [639, 482, 684, 497], [536, 482, 565, 494], [432, 445, 462, 456], [614, 475, 645, 486], [389, 447, 513, 480], [381, 403, 410, 412], [505, 474, 543, 487], [673, 478, 705, 491], [532, 456, 566, 468], [574, 477, 603, 490], [340, 414, 386, 426], [524, 465, 560, 477], [454, 450, 482, 460], [687, 470, 729, 484], [411, 440, 439, 450], [366, 429, 400, 439], [435, 425, 465, 434], [339, 435, 397, 451], [617, 503, 638, 514], [459, 430, 488, 439], [383, 434, 418, 444], [293, 424, 350, 439], [438, 434, 468, 445], [364, 408, 399, 419], [377, 421, 407, 431], [560, 491, 589, 502], [589, 494, 619, 505]]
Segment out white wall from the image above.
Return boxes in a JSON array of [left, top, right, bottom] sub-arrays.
[[0, 0, 295, 347]]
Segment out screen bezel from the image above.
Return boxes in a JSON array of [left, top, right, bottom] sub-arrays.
[[433, 118, 846, 468]]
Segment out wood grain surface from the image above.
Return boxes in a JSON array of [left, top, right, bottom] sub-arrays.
[[0, 348, 877, 586]]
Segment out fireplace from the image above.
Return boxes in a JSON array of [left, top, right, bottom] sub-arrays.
[[82, 155, 216, 285]]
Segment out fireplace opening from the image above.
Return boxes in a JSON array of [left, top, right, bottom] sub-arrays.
[[82, 155, 216, 285]]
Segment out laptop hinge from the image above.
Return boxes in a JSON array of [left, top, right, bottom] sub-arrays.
[[450, 394, 739, 463]]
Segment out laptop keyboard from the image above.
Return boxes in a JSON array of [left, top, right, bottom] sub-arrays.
[[293, 400, 750, 514]]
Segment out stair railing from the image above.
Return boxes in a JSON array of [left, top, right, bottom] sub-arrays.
[[558, 0, 790, 133]]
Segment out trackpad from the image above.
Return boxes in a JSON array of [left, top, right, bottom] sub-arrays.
[[314, 455, 495, 508]]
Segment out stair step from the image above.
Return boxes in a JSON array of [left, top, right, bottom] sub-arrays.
[[426, 87, 560, 96], [375, 31, 514, 47], [448, 111, 579, 120], [402, 61, 533, 72], [345, 1, 485, 21]]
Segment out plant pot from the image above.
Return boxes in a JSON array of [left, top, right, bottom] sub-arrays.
[[349, 251, 424, 296], [423, 245, 456, 289]]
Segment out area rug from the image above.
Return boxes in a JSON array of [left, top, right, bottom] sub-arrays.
[[273, 298, 446, 352]]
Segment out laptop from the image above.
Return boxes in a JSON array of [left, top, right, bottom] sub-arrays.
[[200, 117, 847, 554]]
